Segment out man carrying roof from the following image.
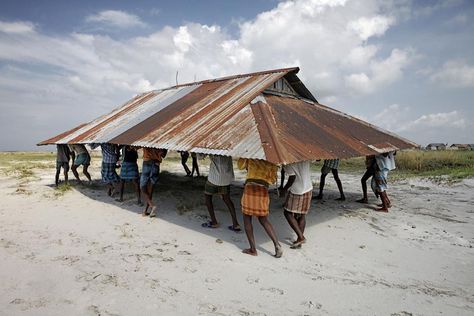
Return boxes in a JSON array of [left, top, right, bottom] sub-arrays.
[[314, 158, 345, 201], [68, 144, 92, 184], [55, 144, 72, 187], [201, 155, 241, 232], [238, 158, 282, 258], [279, 160, 313, 249], [141, 147, 167, 217]]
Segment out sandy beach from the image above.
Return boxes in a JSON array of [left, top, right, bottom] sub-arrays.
[[0, 156, 473, 315]]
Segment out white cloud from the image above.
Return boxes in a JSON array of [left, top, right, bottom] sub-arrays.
[[0, 21, 35, 34], [430, 60, 474, 88], [348, 15, 395, 40], [86, 10, 146, 28], [345, 48, 413, 94], [0, 0, 418, 149]]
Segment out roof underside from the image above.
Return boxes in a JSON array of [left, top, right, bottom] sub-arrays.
[[38, 67, 417, 164]]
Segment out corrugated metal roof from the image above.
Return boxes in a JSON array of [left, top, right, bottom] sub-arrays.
[[38, 67, 418, 164]]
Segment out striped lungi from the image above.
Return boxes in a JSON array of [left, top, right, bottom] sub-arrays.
[[284, 190, 312, 214], [101, 162, 120, 184], [241, 182, 269, 217], [120, 161, 139, 180], [204, 181, 230, 195]]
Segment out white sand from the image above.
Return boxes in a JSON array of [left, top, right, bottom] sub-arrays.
[[0, 159, 473, 315]]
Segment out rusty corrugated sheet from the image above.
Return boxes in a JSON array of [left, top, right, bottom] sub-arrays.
[[38, 67, 418, 164]]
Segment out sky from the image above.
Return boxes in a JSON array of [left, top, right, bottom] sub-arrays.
[[0, 0, 473, 151]]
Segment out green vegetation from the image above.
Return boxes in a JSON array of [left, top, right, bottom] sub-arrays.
[[331, 150, 474, 181]]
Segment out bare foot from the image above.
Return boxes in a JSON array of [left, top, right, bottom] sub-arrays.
[[356, 198, 368, 204], [335, 196, 346, 201], [290, 238, 305, 249], [115, 198, 123, 202], [274, 245, 283, 258], [375, 207, 389, 213], [242, 248, 258, 256], [149, 206, 157, 218]]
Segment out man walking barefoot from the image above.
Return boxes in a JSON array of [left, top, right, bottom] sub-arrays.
[[140, 147, 167, 217], [280, 160, 313, 249], [238, 158, 282, 258], [314, 158, 345, 201], [55, 144, 71, 186], [201, 155, 240, 231]]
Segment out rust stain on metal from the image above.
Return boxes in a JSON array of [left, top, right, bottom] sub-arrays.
[[38, 67, 418, 164]]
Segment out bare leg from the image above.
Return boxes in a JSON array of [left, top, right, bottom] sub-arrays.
[[147, 183, 157, 217], [296, 214, 306, 235], [242, 214, 257, 256], [332, 169, 345, 200], [204, 194, 218, 226], [71, 165, 81, 182], [222, 194, 240, 229], [55, 167, 60, 186], [64, 167, 69, 185], [83, 165, 92, 182], [117, 180, 125, 202], [315, 173, 327, 199], [278, 169, 285, 190], [376, 191, 389, 212], [284, 210, 305, 243], [357, 168, 372, 203], [141, 184, 152, 216], [191, 156, 200, 177], [257, 216, 282, 258], [133, 179, 142, 205]]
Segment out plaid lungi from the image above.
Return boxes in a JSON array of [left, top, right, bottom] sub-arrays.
[[120, 161, 139, 180], [284, 190, 312, 214], [371, 169, 388, 194], [101, 162, 120, 184], [204, 181, 230, 195], [241, 182, 270, 217]]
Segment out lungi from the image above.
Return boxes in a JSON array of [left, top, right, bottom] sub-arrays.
[[241, 182, 270, 217], [284, 190, 312, 214], [101, 162, 120, 184], [371, 169, 388, 194], [120, 161, 139, 180], [204, 181, 230, 195]]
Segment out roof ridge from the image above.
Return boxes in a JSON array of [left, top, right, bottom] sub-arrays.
[[158, 66, 299, 91]]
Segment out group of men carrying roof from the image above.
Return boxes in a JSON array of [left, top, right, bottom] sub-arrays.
[[55, 143, 396, 258]]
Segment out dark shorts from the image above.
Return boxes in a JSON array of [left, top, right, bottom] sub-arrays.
[[321, 165, 334, 175], [56, 161, 69, 172], [74, 153, 90, 166], [204, 181, 230, 195], [140, 160, 160, 188], [101, 162, 120, 184], [120, 161, 139, 180]]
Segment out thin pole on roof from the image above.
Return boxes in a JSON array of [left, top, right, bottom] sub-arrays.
[[175, 71, 179, 85]]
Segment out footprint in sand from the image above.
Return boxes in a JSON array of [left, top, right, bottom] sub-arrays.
[[246, 276, 259, 284], [260, 287, 284, 295], [198, 303, 218, 313]]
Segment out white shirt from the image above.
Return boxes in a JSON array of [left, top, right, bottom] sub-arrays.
[[207, 155, 235, 186], [376, 152, 396, 171], [284, 161, 313, 195]]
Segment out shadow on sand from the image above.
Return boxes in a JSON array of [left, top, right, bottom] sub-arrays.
[[66, 171, 372, 255]]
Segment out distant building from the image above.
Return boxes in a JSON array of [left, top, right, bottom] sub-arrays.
[[449, 144, 474, 150], [426, 143, 447, 150]]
